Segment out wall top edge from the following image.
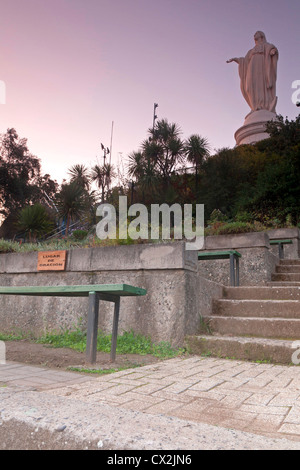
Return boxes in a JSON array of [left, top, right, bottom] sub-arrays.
[[0, 241, 198, 274]]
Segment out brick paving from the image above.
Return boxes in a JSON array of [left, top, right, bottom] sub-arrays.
[[1, 356, 300, 441]]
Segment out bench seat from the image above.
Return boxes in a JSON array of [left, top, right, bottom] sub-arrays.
[[0, 284, 146, 297], [0, 283, 147, 364]]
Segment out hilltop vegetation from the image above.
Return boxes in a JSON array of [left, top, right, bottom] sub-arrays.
[[0, 114, 299, 245]]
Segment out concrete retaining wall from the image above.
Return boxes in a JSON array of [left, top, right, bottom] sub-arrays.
[[267, 228, 300, 259], [198, 232, 278, 286], [0, 230, 297, 345], [0, 243, 201, 347]]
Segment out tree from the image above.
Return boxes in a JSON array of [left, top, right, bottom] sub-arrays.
[[127, 151, 159, 203], [0, 128, 41, 217], [261, 114, 300, 153], [68, 164, 91, 191], [0, 129, 58, 239], [146, 119, 185, 181], [126, 119, 188, 205], [90, 163, 116, 202], [55, 182, 86, 236], [245, 114, 300, 224], [184, 134, 210, 200], [127, 151, 145, 180]]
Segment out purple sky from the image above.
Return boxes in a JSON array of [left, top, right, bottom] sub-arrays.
[[1, 0, 299, 184]]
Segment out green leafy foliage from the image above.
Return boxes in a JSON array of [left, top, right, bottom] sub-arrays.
[[17, 203, 54, 241], [35, 328, 184, 358], [71, 229, 88, 240], [0, 129, 58, 223]]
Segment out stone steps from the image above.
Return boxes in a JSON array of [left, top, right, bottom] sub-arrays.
[[267, 281, 300, 287], [276, 265, 300, 273], [186, 259, 300, 364], [272, 273, 300, 282], [223, 286, 300, 300], [280, 259, 300, 265], [208, 316, 300, 339], [185, 335, 297, 365], [212, 299, 300, 318]]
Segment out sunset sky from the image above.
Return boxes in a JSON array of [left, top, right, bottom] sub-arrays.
[[1, 0, 299, 184]]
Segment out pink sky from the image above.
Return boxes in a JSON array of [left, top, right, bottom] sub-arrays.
[[0, 0, 299, 184]]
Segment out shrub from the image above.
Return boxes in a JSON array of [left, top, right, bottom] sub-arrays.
[[71, 229, 88, 241], [17, 204, 54, 242], [205, 221, 260, 236], [0, 239, 18, 253]]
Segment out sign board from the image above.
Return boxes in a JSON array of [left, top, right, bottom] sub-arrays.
[[37, 250, 67, 271]]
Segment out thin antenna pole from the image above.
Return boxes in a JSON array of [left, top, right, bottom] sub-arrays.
[[109, 121, 114, 165], [153, 103, 158, 133]]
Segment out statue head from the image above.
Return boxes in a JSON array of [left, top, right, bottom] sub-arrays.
[[254, 31, 266, 44]]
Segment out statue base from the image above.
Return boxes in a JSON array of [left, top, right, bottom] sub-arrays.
[[234, 110, 277, 146]]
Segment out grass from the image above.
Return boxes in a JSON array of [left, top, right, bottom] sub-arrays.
[[67, 365, 140, 375], [0, 332, 26, 341], [2, 328, 185, 359]]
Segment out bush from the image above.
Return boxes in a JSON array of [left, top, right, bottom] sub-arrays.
[[17, 204, 54, 242], [71, 229, 88, 241], [207, 209, 228, 224], [0, 239, 18, 253], [205, 221, 262, 236]]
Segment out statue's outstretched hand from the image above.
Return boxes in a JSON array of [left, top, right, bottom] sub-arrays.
[[226, 58, 239, 64]]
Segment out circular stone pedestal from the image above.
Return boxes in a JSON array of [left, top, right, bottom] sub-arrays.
[[234, 110, 277, 146]]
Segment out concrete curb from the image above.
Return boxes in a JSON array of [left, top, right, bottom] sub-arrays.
[[1, 387, 300, 450]]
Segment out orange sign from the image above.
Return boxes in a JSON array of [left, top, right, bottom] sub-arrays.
[[37, 250, 67, 271]]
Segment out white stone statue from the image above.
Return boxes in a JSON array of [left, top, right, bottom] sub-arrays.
[[227, 31, 279, 145], [227, 31, 278, 114]]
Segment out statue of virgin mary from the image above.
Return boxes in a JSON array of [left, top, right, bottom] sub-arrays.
[[227, 31, 278, 113]]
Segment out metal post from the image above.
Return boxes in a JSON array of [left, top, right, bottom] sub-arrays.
[[153, 103, 158, 133], [279, 243, 284, 259], [110, 298, 120, 362], [86, 292, 99, 364], [236, 256, 240, 286], [229, 254, 235, 286]]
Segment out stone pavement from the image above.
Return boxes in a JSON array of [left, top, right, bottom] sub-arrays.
[[1, 355, 300, 447]]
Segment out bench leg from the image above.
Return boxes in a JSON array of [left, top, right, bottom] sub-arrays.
[[110, 298, 120, 362], [86, 291, 99, 364], [236, 257, 240, 287], [229, 254, 235, 286], [229, 254, 240, 287], [278, 243, 284, 259]]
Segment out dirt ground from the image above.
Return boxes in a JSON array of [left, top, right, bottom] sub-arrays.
[[5, 340, 163, 372]]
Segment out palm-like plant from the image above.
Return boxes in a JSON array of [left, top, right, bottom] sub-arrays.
[[103, 163, 116, 190], [68, 164, 90, 191], [56, 182, 86, 236], [17, 203, 54, 242], [184, 134, 210, 199], [90, 163, 116, 202], [147, 119, 184, 180], [127, 150, 159, 203], [127, 151, 144, 180]]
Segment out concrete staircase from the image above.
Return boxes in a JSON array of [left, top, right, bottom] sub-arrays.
[[185, 259, 300, 364]]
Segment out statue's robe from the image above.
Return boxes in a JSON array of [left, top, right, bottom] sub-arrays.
[[238, 42, 278, 113]]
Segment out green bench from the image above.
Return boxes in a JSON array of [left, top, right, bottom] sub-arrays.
[[269, 239, 292, 259], [0, 284, 147, 364], [198, 250, 241, 286]]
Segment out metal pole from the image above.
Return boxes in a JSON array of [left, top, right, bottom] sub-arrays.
[[86, 292, 99, 364], [153, 103, 158, 133], [229, 254, 235, 286], [236, 257, 240, 287], [109, 121, 114, 166], [111, 298, 120, 362]]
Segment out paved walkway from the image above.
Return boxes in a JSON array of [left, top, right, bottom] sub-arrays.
[[1, 355, 300, 443]]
